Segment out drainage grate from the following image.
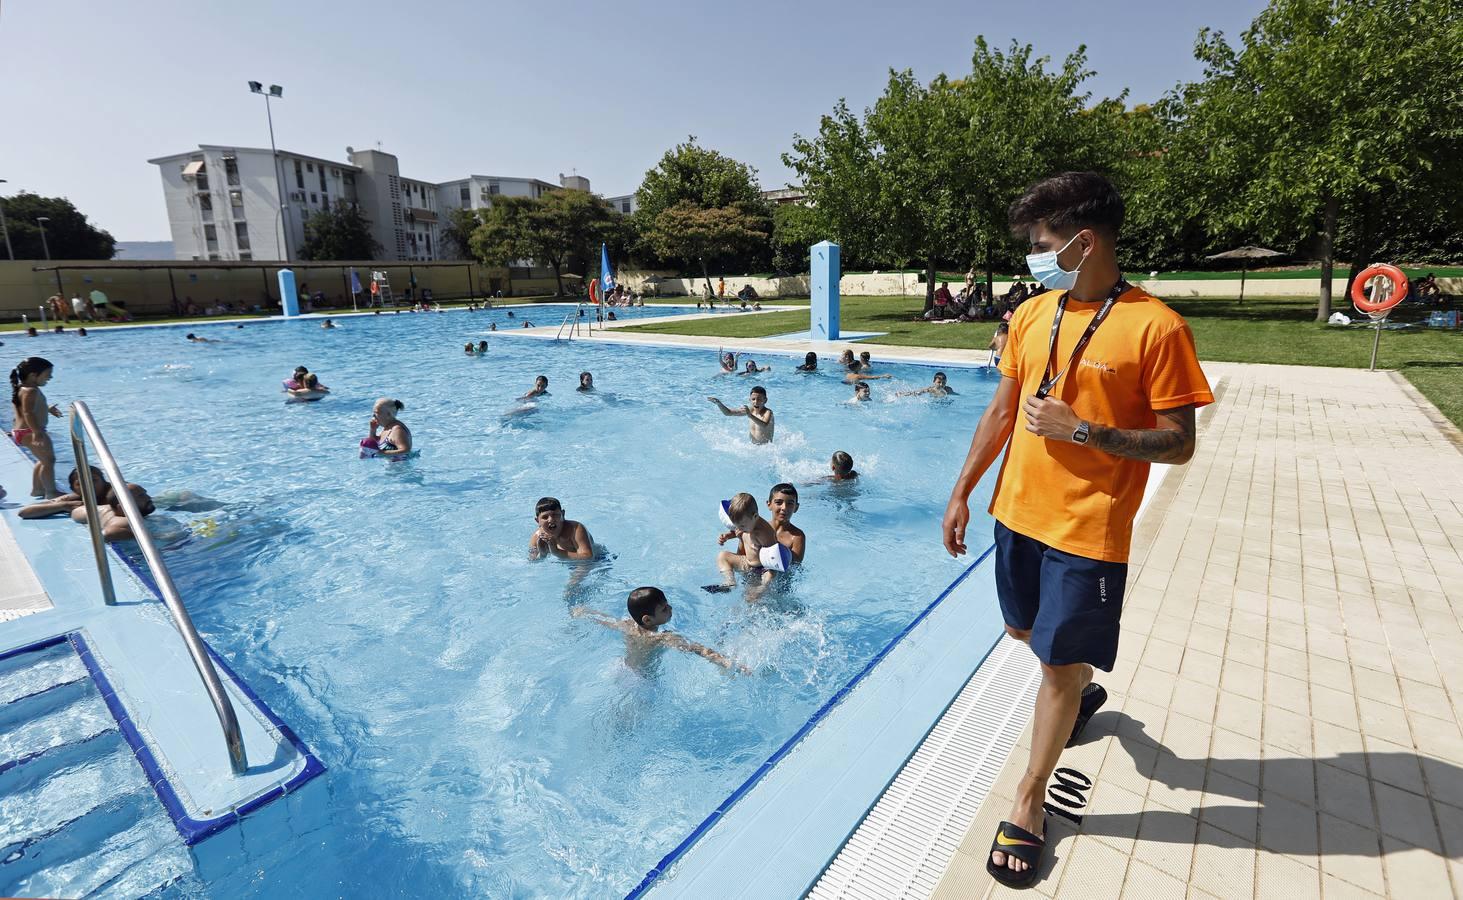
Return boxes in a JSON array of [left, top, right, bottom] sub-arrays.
[[807, 637, 1041, 900]]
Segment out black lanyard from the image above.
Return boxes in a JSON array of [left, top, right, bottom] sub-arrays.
[[1034, 279, 1130, 399]]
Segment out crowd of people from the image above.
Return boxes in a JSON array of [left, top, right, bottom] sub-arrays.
[[925, 270, 1040, 323], [45, 292, 131, 324]]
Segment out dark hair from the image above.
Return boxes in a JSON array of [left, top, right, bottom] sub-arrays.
[[186, 333, 196, 340], [997, 322, 1010, 333], [536, 375, 548, 385], [627, 586, 667, 625], [67, 466, 110, 501], [535, 496, 562, 516], [934, 371, 947, 381], [846, 361, 862, 372], [579, 371, 591, 381], [769, 482, 798, 501], [832, 450, 854, 473], [1008, 171, 1125, 240], [11, 357, 53, 409], [803, 352, 816, 364], [859, 351, 871, 360], [478, 341, 488, 351], [750, 385, 766, 398], [78, 328, 88, 336], [302, 373, 319, 389]]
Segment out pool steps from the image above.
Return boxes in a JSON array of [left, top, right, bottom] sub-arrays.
[[0, 435, 327, 894]]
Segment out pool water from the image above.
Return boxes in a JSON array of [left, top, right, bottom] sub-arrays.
[[6, 307, 1003, 897]]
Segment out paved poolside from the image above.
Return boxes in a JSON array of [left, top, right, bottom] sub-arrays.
[[930, 361, 1463, 899]]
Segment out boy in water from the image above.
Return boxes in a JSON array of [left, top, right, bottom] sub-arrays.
[[577, 372, 595, 392], [897, 371, 958, 398], [707, 386, 774, 443], [575, 587, 748, 673], [528, 496, 595, 561], [520, 376, 549, 400], [767, 483, 805, 564], [850, 382, 872, 403], [844, 362, 892, 384], [829, 451, 859, 481], [707, 492, 779, 593]]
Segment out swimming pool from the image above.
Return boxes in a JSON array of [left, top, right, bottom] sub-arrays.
[[4, 307, 1004, 896]]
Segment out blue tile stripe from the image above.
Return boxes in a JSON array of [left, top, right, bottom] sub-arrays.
[[624, 542, 997, 899]]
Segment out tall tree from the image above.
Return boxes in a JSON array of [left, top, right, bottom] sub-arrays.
[[786, 40, 1119, 310], [297, 202, 380, 261], [634, 138, 772, 277], [440, 207, 479, 260], [1, 192, 116, 259], [468, 189, 619, 296], [1173, 0, 1463, 320], [642, 201, 772, 292], [770, 202, 824, 274]]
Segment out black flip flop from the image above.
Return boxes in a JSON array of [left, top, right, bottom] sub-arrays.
[[986, 820, 1045, 888], [1066, 682, 1108, 748]]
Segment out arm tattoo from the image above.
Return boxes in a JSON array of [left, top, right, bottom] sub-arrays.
[[1091, 407, 1196, 464]]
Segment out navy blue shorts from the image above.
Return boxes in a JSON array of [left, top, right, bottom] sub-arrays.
[[994, 521, 1127, 672]]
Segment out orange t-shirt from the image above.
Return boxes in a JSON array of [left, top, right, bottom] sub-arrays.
[[991, 285, 1213, 563]]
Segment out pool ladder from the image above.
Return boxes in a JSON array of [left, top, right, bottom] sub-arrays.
[[69, 400, 248, 775], [555, 302, 605, 341]]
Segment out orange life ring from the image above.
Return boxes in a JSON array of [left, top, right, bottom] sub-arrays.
[[588, 279, 601, 305], [1350, 264, 1408, 315]]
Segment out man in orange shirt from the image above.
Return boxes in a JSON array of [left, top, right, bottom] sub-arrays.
[[942, 172, 1213, 888]]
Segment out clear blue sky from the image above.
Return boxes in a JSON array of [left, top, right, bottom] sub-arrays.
[[0, 0, 1269, 241]]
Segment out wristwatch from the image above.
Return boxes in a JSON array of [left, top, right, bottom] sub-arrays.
[[1072, 421, 1091, 445]]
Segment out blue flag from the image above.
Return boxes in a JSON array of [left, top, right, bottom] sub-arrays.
[[600, 245, 615, 293], [349, 268, 363, 294]]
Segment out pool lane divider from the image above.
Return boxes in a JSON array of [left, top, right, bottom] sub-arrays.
[[625, 542, 996, 899]]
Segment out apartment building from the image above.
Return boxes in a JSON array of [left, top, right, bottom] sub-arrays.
[[149, 145, 588, 263]]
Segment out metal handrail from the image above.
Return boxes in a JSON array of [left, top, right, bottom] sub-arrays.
[[69, 401, 248, 775], [555, 307, 578, 340]]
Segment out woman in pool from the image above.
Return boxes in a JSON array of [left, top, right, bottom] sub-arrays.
[[10, 357, 62, 498], [577, 372, 595, 392], [796, 352, 818, 372], [361, 398, 412, 458]]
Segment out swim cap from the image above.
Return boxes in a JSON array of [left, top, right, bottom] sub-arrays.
[[758, 544, 793, 573]]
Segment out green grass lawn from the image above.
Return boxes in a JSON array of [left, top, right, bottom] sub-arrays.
[[623, 294, 1463, 428]]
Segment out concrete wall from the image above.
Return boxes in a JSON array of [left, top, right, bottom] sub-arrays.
[[0, 260, 563, 321], [616, 269, 1463, 301]]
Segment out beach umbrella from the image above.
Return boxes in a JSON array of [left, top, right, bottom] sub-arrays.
[[1206, 245, 1284, 303]]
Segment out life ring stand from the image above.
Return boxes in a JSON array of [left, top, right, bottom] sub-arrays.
[[1351, 263, 1408, 317], [588, 279, 602, 305]]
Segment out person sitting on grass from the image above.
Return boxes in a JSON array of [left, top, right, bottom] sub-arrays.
[[528, 496, 595, 561], [707, 386, 774, 443], [572, 587, 748, 674]]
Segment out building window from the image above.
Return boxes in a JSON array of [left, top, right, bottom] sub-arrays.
[[344, 173, 354, 186], [459, 185, 470, 204], [208, 253, 220, 261], [488, 181, 500, 195], [239, 252, 252, 261], [294, 159, 304, 189], [307, 162, 314, 173], [223, 155, 239, 186], [319, 168, 326, 192], [199, 194, 213, 221], [204, 224, 219, 253], [310, 192, 318, 204], [229, 190, 244, 209], [621, 200, 631, 213], [235, 222, 251, 251], [196, 172, 209, 191]]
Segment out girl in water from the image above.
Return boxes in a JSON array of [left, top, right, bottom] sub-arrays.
[[10, 357, 62, 498], [361, 398, 413, 458]]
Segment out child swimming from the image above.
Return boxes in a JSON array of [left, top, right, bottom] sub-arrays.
[[706, 492, 779, 593], [573, 587, 749, 673], [577, 372, 595, 392], [766, 482, 805, 564], [521, 376, 550, 400], [796, 352, 818, 372], [10, 357, 62, 498], [738, 359, 770, 376], [286, 373, 329, 402], [844, 362, 892, 384], [528, 497, 595, 561], [895, 371, 958, 398], [707, 386, 774, 444], [851, 382, 872, 403], [829, 450, 859, 481]]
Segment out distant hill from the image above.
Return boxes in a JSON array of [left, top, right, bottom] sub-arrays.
[[114, 241, 174, 260]]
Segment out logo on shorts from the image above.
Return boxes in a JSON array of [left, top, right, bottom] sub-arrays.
[[1099, 576, 1107, 603]]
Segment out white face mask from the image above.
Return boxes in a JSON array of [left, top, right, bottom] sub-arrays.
[[1025, 232, 1087, 292]]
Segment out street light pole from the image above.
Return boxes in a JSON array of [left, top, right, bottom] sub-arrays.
[[0, 179, 14, 260], [249, 81, 289, 262], [36, 216, 51, 261]]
